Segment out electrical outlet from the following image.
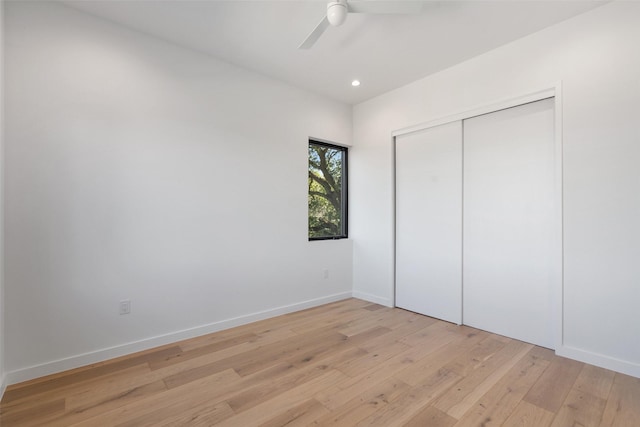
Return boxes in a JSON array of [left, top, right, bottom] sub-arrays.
[[323, 269, 329, 279], [119, 299, 131, 315]]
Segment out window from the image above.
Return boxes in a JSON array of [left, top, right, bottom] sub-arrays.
[[308, 140, 348, 240]]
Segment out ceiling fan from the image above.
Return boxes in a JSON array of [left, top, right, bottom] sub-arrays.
[[299, 0, 424, 49]]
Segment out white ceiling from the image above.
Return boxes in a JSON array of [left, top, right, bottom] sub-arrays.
[[62, 1, 605, 105]]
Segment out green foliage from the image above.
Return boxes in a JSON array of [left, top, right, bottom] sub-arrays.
[[309, 144, 344, 238]]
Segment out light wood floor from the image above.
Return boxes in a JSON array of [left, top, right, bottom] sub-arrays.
[[2, 298, 639, 426]]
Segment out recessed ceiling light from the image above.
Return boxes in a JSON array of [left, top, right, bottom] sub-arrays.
[[351, 80, 361, 87]]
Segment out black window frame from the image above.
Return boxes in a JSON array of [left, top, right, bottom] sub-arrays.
[[308, 139, 348, 241]]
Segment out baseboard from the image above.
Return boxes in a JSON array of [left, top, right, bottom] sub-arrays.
[[0, 373, 7, 401], [5, 292, 352, 386], [352, 290, 393, 307], [557, 345, 640, 378]]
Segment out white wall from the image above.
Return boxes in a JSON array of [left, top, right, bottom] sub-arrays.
[[0, 0, 6, 398], [352, 1, 640, 377], [4, 1, 352, 383]]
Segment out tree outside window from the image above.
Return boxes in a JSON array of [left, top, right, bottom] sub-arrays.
[[308, 140, 347, 240]]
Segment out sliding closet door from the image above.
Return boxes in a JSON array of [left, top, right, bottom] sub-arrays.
[[463, 98, 555, 348], [396, 121, 462, 324]]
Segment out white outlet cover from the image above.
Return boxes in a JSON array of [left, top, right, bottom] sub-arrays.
[[119, 300, 131, 315]]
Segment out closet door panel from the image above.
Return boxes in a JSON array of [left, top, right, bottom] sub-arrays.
[[396, 121, 462, 324], [463, 98, 555, 348]]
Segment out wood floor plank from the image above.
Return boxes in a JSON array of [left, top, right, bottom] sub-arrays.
[[136, 401, 234, 427], [599, 373, 640, 427], [176, 317, 300, 353], [336, 314, 394, 337], [356, 313, 440, 353], [190, 345, 361, 421], [437, 341, 533, 419], [288, 305, 372, 335], [523, 354, 584, 413], [177, 327, 264, 352], [71, 368, 241, 427], [62, 346, 283, 423], [527, 345, 555, 362], [363, 303, 386, 311], [155, 325, 300, 382], [259, 399, 328, 427], [214, 370, 348, 427], [284, 299, 373, 335], [334, 308, 419, 338], [163, 329, 346, 389], [0, 363, 152, 416], [334, 340, 410, 377], [453, 347, 550, 427], [405, 406, 457, 427], [315, 333, 471, 412], [107, 362, 291, 425], [287, 326, 391, 371], [64, 367, 160, 411], [88, 344, 358, 427], [550, 387, 607, 427], [2, 298, 638, 427], [149, 332, 258, 370], [397, 319, 465, 348], [2, 346, 181, 404], [501, 400, 555, 427], [573, 363, 615, 400], [226, 363, 335, 413], [394, 329, 487, 387], [314, 356, 410, 411], [311, 377, 411, 426], [231, 330, 351, 377], [442, 336, 506, 377], [46, 379, 168, 427], [0, 398, 65, 427], [288, 338, 369, 371], [354, 368, 462, 427]]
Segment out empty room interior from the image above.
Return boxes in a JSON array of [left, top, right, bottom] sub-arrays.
[[1, 0, 639, 426]]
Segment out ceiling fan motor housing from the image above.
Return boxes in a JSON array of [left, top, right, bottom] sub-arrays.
[[327, 1, 348, 27]]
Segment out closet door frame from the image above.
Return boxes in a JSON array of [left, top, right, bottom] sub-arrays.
[[392, 84, 564, 351]]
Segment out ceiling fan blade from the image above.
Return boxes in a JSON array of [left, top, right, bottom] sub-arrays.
[[347, 1, 423, 14], [299, 15, 330, 49]]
